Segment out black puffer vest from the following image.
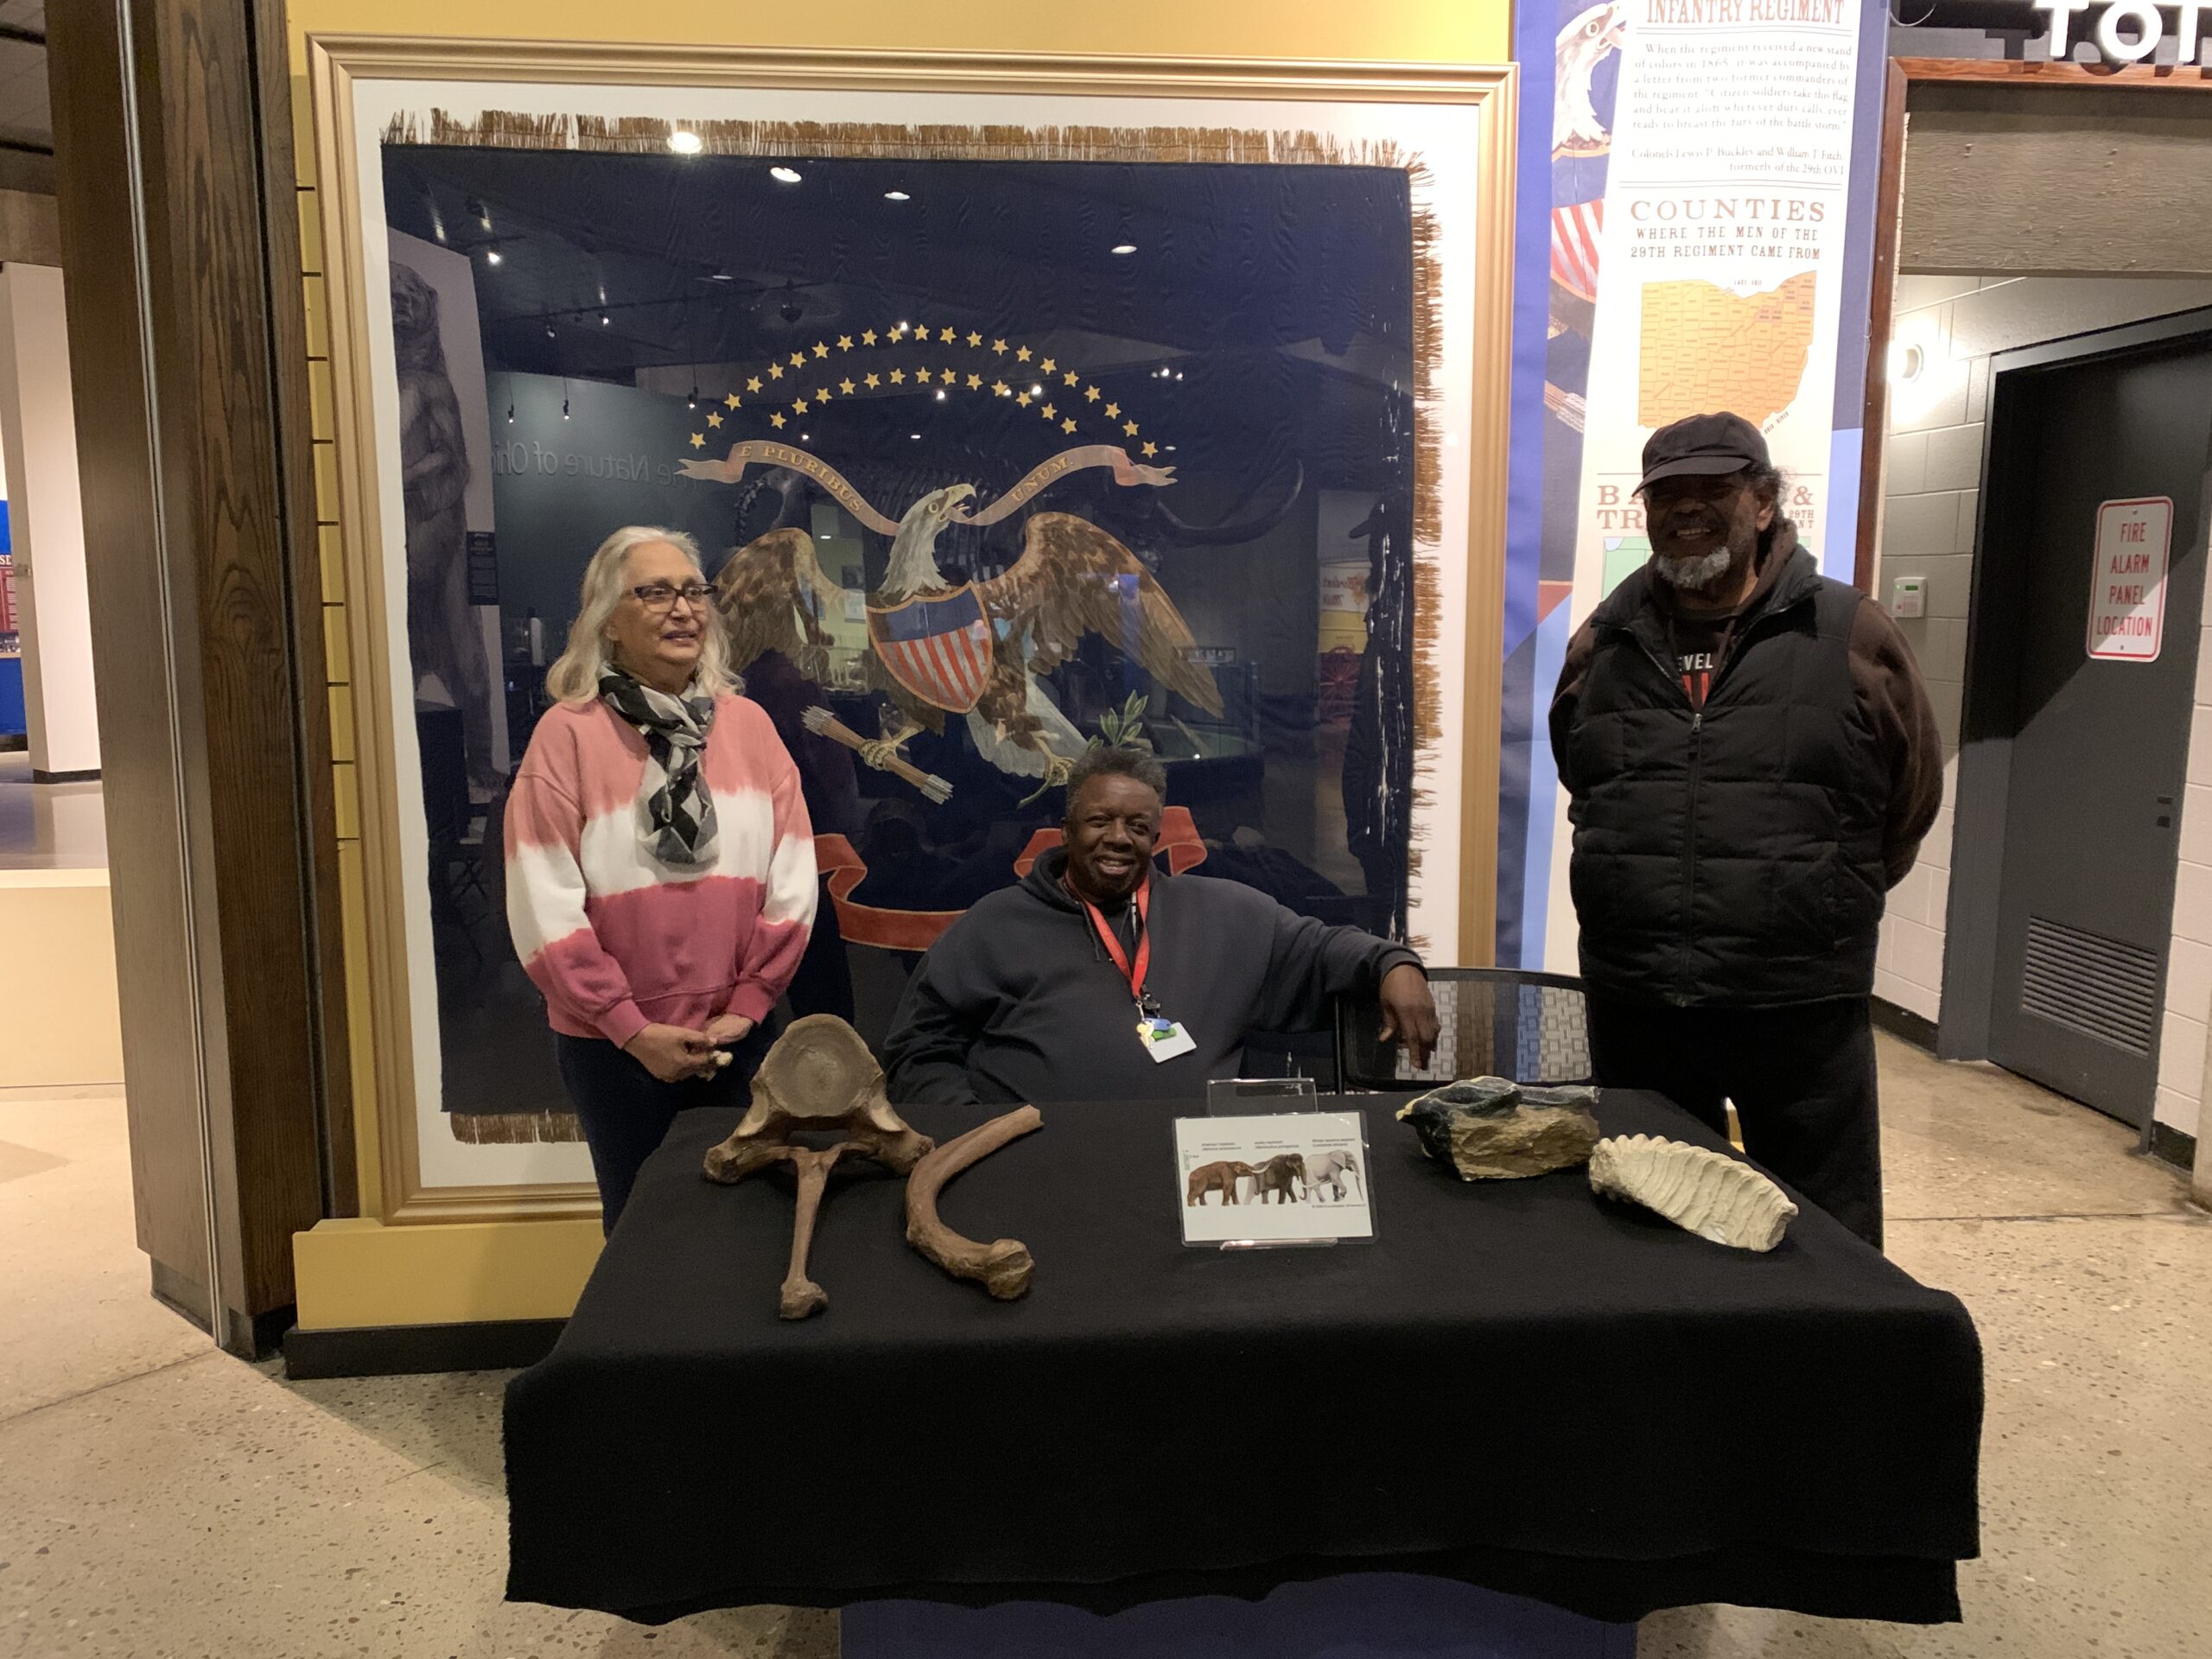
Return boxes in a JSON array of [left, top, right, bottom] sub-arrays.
[[1563, 542, 1889, 1007]]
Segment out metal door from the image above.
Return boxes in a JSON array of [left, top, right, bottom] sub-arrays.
[[1986, 334, 2212, 1124]]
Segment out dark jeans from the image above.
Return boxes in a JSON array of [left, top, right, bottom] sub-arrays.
[[1586, 994, 1885, 1249], [557, 1026, 770, 1234]]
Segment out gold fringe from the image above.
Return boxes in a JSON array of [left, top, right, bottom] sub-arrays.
[[388, 106, 1456, 922], [447, 1110, 584, 1146]]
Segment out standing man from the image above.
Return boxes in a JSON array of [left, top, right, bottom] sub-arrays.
[[1550, 412, 1942, 1246], [883, 746, 1437, 1105]]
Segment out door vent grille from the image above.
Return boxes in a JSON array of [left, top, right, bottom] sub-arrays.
[[2019, 917, 2161, 1057]]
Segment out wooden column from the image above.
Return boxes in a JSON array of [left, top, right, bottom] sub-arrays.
[[47, 0, 349, 1355]]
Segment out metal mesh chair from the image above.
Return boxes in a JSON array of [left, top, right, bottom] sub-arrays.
[[1336, 968, 1592, 1090]]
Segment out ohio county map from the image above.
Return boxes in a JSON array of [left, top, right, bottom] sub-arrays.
[[1637, 270, 1816, 429]]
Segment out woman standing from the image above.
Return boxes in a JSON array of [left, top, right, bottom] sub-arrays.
[[505, 526, 815, 1230]]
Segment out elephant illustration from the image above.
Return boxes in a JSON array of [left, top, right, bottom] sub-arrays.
[[1252, 1152, 1308, 1205], [1306, 1149, 1363, 1204], [1185, 1160, 1258, 1207]]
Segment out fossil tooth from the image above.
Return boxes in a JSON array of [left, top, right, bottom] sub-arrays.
[[1587, 1134, 1798, 1251]]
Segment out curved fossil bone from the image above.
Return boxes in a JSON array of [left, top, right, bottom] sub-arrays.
[[904, 1106, 1043, 1300]]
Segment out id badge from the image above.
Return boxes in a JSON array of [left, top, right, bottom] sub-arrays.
[[1137, 1014, 1198, 1063]]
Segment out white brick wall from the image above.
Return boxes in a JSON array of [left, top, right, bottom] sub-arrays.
[[1872, 275, 2212, 1140]]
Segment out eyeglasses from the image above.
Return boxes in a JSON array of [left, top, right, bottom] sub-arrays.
[[627, 581, 712, 613]]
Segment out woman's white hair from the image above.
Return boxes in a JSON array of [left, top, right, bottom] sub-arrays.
[[545, 525, 733, 703]]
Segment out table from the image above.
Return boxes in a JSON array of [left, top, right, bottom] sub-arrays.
[[505, 1091, 1981, 1629]]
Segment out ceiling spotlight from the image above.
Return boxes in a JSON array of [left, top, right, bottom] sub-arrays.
[[505, 402, 514, 424], [935, 389, 947, 401], [1111, 243, 1138, 256], [669, 130, 702, 155], [1030, 384, 1043, 395], [884, 189, 910, 201], [688, 385, 698, 409], [707, 271, 734, 283], [600, 313, 610, 327], [800, 433, 810, 442], [910, 432, 922, 440], [468, 198, 490, 228], [819, 532, 834, 540], [896, 321, 909, 334], [543, 322, 556, 339], [486, 249, 503, 265], [562, 397, 570, 420], [770, 165, 803, 185]]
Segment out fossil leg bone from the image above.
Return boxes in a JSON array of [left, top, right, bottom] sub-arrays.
[[905, 1106, 1042, 1300], [778, 1143, 857, 1320]]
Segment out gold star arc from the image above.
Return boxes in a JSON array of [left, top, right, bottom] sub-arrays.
[[966, 331, 983, 347], [723, 392, 741, 410], [1015, 346, 1032, 362], [839, 378, 855, 395], [864, 372, 881, 389], [1141, 441, 1158, 457], [688, 431, 705, 448], [991, 339, 1008, 354], [1060, 417, 1077, 434], [861, 329, 879, 346], [770, 412, 786, 429], [747, 377, 762, 393], [1123, 420, 1140, 435], [966, 373, 983, 390], [836, 335, 854, 351], [706, 411, 723, 428], [938, 326, 956, 342], [812, 342, 830, 358], [890, 368, 906, 385], [793, 397, 810, 413], [939, 369, 956, 385], [788, 352, 805, 368], [1084, 386, 1101, 403], [767, 364, 784, 380]]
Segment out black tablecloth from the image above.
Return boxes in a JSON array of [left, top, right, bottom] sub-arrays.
[[505, 1091, 1981, 1626]]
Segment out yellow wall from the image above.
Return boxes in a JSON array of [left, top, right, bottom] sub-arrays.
[[0, 873, 124, 1089], [286, 0, 1513, 1328]]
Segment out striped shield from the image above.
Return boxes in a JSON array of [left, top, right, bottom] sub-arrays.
[[867, 585, 995, 714], [1551, 199, 1604, 302]]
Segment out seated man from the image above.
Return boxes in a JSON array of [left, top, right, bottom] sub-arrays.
[[882, 746, 1438, 1104]]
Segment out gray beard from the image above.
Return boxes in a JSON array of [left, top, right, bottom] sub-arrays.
[[1653, 546, 1734, 592]]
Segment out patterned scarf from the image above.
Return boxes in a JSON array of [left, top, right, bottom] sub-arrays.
[[599, 670, 720, 866]]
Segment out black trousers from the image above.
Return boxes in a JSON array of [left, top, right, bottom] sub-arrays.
[[1585, 994, 1884, 1249], [557, 1026, 770, 1234]]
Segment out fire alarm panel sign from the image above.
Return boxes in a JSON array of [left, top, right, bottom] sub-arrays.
[[2086, 497, 2172, 664]]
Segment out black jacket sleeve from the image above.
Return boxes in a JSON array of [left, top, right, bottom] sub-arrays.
[[1251, 899, 1421, 1034], [880, 936, 990, 1106]]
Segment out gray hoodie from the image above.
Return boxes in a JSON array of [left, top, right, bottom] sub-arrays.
[[881, 846, 1419, 1106]]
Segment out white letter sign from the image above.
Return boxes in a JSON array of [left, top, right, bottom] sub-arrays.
[[2086, 496, 2173, 663]]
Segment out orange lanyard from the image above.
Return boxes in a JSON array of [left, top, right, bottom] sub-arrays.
[[1083, 877, 1154, 1011]]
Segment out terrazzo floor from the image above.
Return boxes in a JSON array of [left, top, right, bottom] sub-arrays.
[[1, 1036, 2206, 1657]]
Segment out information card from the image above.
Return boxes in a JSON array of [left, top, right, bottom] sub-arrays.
[[1175, 1111, 1375, 1247]]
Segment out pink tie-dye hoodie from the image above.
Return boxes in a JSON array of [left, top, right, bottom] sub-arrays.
[[504, 690, 817, 1047]]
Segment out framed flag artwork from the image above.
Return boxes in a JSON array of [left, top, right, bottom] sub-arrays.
[[306, 36, 1515, 1219]]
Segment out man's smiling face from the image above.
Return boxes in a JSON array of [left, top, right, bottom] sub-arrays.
[[1643, 470, 1774, 595]]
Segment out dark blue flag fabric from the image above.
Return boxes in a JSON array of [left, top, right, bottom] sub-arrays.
[[382, 143, 1420, 1129]]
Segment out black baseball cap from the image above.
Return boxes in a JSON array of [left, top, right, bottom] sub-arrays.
[[1634, 411, 1769, 494]]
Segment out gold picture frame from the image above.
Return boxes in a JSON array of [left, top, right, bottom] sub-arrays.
[[307, 33, 1516, 1223]]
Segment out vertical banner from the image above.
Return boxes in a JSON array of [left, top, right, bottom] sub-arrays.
[[1501, 0, 1887, 969], [1573, 0, 1863, 615]]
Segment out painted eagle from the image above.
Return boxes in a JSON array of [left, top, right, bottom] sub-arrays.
[[715, 482, 1224, 789]]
